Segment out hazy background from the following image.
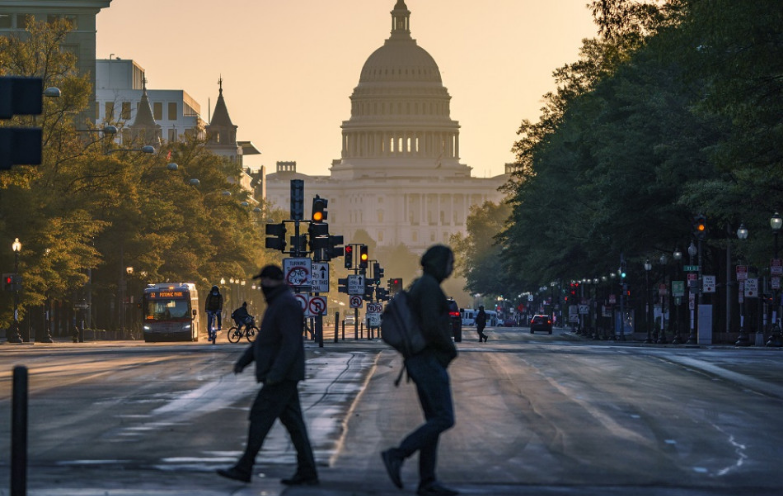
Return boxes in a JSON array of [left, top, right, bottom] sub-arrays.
[[96, 0, 598, 177]]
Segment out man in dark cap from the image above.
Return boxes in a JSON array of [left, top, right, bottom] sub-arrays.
[[382, 244, 459, 496], [217, 264, 318, 486]]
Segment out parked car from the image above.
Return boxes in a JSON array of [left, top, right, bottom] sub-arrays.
[[447, 298, 462, 342], [529, 314, 553, 334], [344, 315, 356, 326]]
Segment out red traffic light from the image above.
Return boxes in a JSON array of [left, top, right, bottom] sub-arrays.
[[345, 245, 352, 254]]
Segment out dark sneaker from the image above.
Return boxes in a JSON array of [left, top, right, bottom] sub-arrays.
[[381, 449, 404, 489], [216, 466, 251, 483], [417, 481, 459, 496], [281, 473, 319, 486]]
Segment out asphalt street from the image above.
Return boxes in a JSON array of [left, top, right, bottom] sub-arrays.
[[0, 326, 781, 496]]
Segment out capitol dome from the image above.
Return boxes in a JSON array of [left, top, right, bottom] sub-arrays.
[[359, 38, 442, 84], [335, 0, 466, 179]]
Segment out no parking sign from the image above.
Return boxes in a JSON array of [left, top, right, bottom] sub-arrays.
[[306, 295, 327, 317]]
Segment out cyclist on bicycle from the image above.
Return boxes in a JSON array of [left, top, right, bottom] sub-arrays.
[[231, 302, 254, 331], [205, 285, 223, 334]]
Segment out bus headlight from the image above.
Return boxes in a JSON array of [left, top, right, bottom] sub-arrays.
[[143, 325, 151, 331], [183, 324, 191, 330]]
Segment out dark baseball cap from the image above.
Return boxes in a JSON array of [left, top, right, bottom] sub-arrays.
[[253, 264, 284, 281]]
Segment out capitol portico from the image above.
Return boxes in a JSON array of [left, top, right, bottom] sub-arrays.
[[265, 0, 510, 252]]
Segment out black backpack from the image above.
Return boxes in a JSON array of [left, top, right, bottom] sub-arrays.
[[381, 290, 427, 384]]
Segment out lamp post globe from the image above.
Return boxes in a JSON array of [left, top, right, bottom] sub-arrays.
[[8, 239, 23, 342], [735, 224, 751, 346]]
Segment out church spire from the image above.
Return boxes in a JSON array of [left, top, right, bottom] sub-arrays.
[[390, 0, 411, 40], [129, 74, 162, 145]]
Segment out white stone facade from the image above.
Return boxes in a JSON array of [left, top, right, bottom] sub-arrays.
[[265, 1, 507, 252]]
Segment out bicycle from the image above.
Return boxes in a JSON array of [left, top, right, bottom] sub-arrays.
[[208, 324, 218, 344], [227, 322, 259, 343]]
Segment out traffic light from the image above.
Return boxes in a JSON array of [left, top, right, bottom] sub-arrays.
[[389, 278, 403, 295], [308, 222, 329, 255], [359, 245, 369, 269], [0, 77, 44, 170], [363, 280, 375, 301], [693, 214, 707, 240], [311, 195, 328, 222], [372, 262, 383, 285], [290, 179, 304, 221], [327, 235, 344, 260], [2, 273, 14, 291], [376, 287, 389, 301], [265, 222, 287, 251], [338, 277, 349, 294], [345, 245, 353, 269]]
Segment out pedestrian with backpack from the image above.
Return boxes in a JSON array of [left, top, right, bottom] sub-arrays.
[[381, 244, 459, 496]]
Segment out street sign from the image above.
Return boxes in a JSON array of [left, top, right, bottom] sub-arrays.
[[772, 277, 781, 290], [347, 274, 365, 295], [366, 303, 384, 314], [608, 294, 616, 304], [578, 304, 589, 315], [294, 293, 308, 312], [658, 283, 668, 296], [736, 265, 748, 281], [771, 259, 783, 276], [311, 262, 329, 293], [672, 281, 685, 297], [307, 295, 327, 317], [683, 265, 700, 272], [349, 295, 363, 308], [744, 278, 758, 298], [283, 258, 312, 287], [702, 275, 716, 293], [689, 292, 695, 310]]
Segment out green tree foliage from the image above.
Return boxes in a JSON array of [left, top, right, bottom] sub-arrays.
[[499, 0, 783, 300], [0, 20, 268, 331]]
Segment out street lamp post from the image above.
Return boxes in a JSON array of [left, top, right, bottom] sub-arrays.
[[8, 239, 23, 343], [671, 248, 683, 344], [767, 212, 782, 347], [735, 224, 750, 346], [687, 242, 698, 344], [644, 259, 653, 343], [658, 254, 669, 344]]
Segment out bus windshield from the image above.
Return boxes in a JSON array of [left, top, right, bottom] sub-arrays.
[[145, 298, 190, 321]]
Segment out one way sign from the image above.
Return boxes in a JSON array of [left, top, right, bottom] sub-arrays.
[[311, 262, 329, 293]]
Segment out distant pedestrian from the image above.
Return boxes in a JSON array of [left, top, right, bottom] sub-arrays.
[[217, 265, 318, 486], [381, 244, 459, 496], [476, 305, 488, 342]]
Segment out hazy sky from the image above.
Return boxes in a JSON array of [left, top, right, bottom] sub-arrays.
[[96, 1, 598, 178]]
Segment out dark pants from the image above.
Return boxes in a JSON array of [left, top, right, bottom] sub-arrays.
[[235, 380, 317, 477], [397, 351, 455, 487], [207, 310, 222, 330], [477, 325, 487, 340]]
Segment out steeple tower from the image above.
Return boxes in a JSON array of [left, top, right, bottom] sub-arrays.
[[128, 75, 162, 146], [206, 76, 242, 163]]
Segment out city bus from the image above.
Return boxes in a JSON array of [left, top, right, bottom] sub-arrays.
[[142, 283, 200, 342]]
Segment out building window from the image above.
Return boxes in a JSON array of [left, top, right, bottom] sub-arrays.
[[430, 232, 436, 242], [17, 14, 34, 29], [377, 210, 384, 223], [105, 102, 114, 121], [153, 102, 163, 120], [168, 129, 177, 142], [412, 231, 418, 242], [378, 231, 384, 242], [0, 15, 12, 29], [121, 102, 131, 120], [168, 102, 177, 120]]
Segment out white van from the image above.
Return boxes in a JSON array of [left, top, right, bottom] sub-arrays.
[[461, 308, 476, 326]]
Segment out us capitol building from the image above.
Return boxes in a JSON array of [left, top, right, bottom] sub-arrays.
[[265, 1, 512, 252]]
